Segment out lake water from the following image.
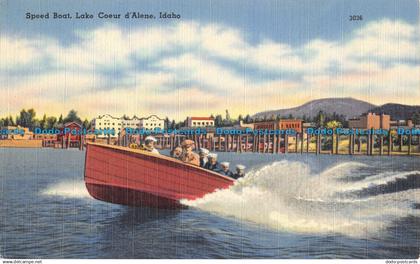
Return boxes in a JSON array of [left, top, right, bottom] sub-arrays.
[[0, 148, 419, 258]]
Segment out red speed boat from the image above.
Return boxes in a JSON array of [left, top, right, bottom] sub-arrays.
[[84, 143, 234, 209]]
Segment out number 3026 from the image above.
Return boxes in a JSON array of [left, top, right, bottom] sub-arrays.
[[349, 15, 363, 21]]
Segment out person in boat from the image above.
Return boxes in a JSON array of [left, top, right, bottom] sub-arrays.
[[179, 139, 200, 166], [170, 146, 183, 159], [139, 135, 159, 154], [220, 162, 234, 177], [232, 164, 246, 179], [204, 153, 221, 172], [129, 143, 138, 149], [199, 148, 209, 168]]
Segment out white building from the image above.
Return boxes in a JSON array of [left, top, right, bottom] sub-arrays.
[[138, 115, 165, 130], [93, 114, 165, 137], [91, 114, 122, 138], [122, 116, 142, 129], [186, 117, 215, 127]]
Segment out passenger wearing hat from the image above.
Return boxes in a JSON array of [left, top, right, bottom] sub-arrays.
[[204, 153, 221, 172], [170, 146, 183, 159], [219, 162, 234, 177], [180, 139, 200, 166], [232, 164, 246, 179], [199, 148, 210, 168], [139, 135, 159, 154]]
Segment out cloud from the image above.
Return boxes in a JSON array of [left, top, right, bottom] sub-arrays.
[[0, 19, 419, 120]]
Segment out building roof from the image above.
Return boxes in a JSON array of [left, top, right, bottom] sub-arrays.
[[97, 114, 121, 120], [190, 117, 214, 120], [142, 115, 164, 120], [95, 114, 163, 121], [64, 121, 82, 127]]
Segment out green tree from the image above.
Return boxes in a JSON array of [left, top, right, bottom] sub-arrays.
[[46, 117, 58, 129], [164, 117, 170, 129], [40, 114, 47, 129], [82, 119, 91, 129], [7, 116, 15, 126], [244, 114, 252, 123], [315, 111, 325, 127], [225, 109, 231, 122], [58, 114, 64, 125], [17, 109, 36, 129], [63, 110, 82, 124], [326, 120, 342, 129], [214, 115, 223, 127], [411, 112, 420, 125], [238, 114, 243, 123]]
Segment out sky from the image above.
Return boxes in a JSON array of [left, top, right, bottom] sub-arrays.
[[0, 0, 419, 120]]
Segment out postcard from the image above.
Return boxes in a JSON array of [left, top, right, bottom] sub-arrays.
[[0, 0, 419, 262]]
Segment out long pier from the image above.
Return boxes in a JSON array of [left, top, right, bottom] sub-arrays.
[[114, 130, 420, 156]]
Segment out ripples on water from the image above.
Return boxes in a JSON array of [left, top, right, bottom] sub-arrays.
[[0, 148, 419, 258]]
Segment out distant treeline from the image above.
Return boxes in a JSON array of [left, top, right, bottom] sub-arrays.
[[1, 108, 355, 132], [164, 109, 347, 129], [250, 110, 349, 128], [0, 109, 91, 131]]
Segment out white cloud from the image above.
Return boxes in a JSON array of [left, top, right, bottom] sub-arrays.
[[0, 19, 419, 119]]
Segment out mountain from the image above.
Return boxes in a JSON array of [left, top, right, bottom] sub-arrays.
[[369, 103, 420, 121], [252, 98, 376, 120]]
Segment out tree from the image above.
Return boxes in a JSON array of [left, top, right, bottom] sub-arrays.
[[63, 110, 82, 124], [164, 117, 170, 129], [46, 117, 57, 129], [225, 109, 231, 122], [411, 112, 420, 125], [32, 119, 40, 130], [174, 121, 185, 129], [17, 109, 36, 129], [58, 114, 64, 125], [40, 114, 47, 130], [238, 114, 243, 122], [7, 116, 15, 126], [326, 120, 342, 129], [82, 119, 91, 129], [244, 114, 252, 123], [315, 111, 325, 127], [214, 115, 223, 127]]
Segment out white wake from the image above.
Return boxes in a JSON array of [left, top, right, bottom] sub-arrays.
[[41, 180, 91, 199], [181, 160, 420, 237]]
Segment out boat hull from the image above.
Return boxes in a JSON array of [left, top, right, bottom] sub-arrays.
[[84, 143, 234, 209]]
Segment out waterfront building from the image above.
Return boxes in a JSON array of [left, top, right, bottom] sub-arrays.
[[252, 119, 303, 133], [92, 114, 165, 137], [92, 114, 122, 138], [348, 113, 390, 130], [390, 119, 414, 129], [239, 120, 254, 129], [138, 115, 165, 130], [186, 117, 215, 128], [0, 126, 33, 140], [57, 122, 82, 148], [122, 116, 142, 129], [34, 134, 58, 147]]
